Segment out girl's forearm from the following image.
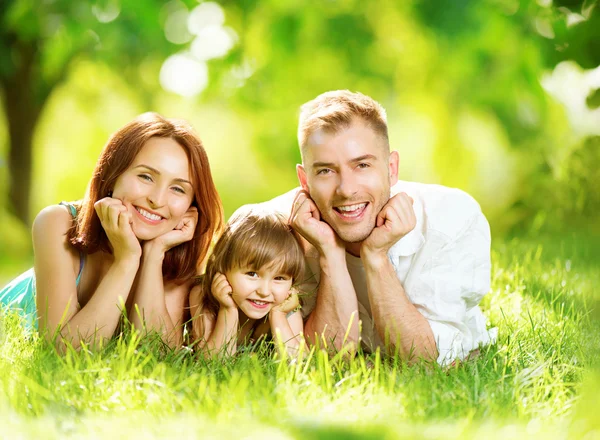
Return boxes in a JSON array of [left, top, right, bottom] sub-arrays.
[[201, 308, 239, 357], [270, 311, 305, 358]]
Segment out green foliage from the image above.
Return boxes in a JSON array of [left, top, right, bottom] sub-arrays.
[[1, 236, 599, 437]]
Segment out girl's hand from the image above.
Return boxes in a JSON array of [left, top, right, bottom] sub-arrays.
[[149, 206, 198, 254], [271, 288, 300, 315], [94, 197, 141, 261], [212, 272, 236, 310]]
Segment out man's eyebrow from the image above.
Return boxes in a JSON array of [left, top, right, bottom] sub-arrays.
[[134, 164, 192, 185], [350, 154, 377, 163], [312, 161, 336, 168]]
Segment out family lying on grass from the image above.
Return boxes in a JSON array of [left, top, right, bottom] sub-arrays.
[[0, 90, 497, 366]]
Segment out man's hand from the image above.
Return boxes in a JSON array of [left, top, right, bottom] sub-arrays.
[[362, 192, 416, 259], [289, 190, 343, 256], [212, 272, 237, 310], [146, 206, 198, 254], [94, 197, 141, 262]]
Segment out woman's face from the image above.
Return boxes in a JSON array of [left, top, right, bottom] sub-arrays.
[[111, 137, 194, 241]]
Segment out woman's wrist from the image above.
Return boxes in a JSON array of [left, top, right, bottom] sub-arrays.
[[142, 240, 166, 262]]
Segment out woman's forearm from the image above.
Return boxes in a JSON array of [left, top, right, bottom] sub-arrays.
[[55, 256, 140, 351]]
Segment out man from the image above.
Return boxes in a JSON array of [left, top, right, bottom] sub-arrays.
[[251, 90, 496, 365]]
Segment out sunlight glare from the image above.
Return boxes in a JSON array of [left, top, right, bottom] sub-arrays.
[[159, 53, 208, 97], [187, 2, 225, 35], [165, 9, 193, 44], [191, 25, 237, 61]]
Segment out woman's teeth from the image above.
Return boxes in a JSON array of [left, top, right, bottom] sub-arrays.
[[136, 207, 162, 221]]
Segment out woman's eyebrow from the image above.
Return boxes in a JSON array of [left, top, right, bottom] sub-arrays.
[[134, 164, 192, 185]]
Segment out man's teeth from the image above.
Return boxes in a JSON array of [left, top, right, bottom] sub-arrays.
[[136, 207, 162, 221], [337, 203, 366, 212]]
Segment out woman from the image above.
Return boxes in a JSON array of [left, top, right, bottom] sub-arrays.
[[0, 113, 223, 350]]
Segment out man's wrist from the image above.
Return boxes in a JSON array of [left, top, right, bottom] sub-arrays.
[[361, 248, 390, 270]]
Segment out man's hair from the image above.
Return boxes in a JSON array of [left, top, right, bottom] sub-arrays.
[[67, 112, 224, 284], [297, 90, 389, 153]]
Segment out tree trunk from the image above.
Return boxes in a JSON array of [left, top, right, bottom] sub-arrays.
[[1, 41, 43, 226]]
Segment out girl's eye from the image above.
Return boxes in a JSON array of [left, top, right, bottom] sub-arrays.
[[245, 271, 258, 278], [274, 275, 291, 281], [139, 174, 153, 182], [172, 186, 186, 194]]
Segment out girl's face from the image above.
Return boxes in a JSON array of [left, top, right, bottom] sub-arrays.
[[111, 137, 194, 241], [225, 265, 293, 319]]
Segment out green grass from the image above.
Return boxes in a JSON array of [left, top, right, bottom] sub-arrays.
[[1, 234, 599, 439]]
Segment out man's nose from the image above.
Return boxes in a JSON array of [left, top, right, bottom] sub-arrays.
[[335, 170, 358, 198]]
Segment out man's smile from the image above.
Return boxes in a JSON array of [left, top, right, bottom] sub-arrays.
[[333, 202, 369, 220]]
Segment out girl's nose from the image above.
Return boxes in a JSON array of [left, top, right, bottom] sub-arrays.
[[256, 281, 271, 297]]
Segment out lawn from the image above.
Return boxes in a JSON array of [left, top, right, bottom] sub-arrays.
[[1, 233, 599, 439]]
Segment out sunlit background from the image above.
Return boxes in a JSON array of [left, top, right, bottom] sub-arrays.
[[1, 0, 599, 280]]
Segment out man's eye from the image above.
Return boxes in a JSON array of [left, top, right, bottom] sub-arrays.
[[316, 169, 331, 175], [357, 163, 370, 169]]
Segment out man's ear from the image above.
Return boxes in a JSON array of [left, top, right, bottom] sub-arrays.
[[296, 164, 309, 191], [388, 150, 399, 186]]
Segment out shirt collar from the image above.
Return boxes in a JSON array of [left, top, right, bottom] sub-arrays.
[[387, 182, 426, 258]]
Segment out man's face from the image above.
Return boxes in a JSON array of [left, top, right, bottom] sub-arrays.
[[297, 120, 399, 244]]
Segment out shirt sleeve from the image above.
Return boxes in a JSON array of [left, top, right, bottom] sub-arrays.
[[403, 210, 495, 366]]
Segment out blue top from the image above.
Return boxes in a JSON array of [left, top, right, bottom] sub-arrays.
[[0, 202, 85, 330]]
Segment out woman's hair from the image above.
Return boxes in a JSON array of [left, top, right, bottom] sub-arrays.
[[197, 207, 306, 320], [67, 112, 224, 283]]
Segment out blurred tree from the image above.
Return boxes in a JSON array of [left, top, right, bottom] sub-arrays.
[[0, 0, 194, 225]]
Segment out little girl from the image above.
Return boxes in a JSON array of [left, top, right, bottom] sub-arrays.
[[189, 208, 306, 357]]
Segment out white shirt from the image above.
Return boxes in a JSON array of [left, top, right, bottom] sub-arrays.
[[259, 180, 497, 366]]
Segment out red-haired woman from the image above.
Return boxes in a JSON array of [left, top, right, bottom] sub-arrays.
[[0, 113, 223, 350]]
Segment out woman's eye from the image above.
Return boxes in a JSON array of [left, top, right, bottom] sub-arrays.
[[139, 174, 153, 181], [172, 186, 186, 194]]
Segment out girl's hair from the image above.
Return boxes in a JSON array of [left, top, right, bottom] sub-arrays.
[[198, 207, 306, 320], [66, 112, 224, 283]]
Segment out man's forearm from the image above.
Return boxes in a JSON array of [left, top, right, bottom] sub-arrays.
[[304, 252, 359, 351], [363, 252, 437, 363]]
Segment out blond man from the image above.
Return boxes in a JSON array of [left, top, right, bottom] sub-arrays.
[[244, 90, 496, 365]]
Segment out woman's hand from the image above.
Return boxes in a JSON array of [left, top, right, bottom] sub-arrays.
[[146, 206, 198, 254], [94, 197, 141, 261], [212, 272, 237, 310]]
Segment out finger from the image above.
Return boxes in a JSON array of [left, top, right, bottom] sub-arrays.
[[290, 190, 308, 220], [395, 194, 416, 227], [118, 210, 133, 232]]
